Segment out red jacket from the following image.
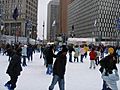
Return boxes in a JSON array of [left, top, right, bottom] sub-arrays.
[[89, 51, 96, 60]]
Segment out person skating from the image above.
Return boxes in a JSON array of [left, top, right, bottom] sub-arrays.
[[89, 48, 96, 69], [99, 47, 119, 90], [5, 47, 22, 90], [49, 45, 68, 90], [46, 45, 56, 75]]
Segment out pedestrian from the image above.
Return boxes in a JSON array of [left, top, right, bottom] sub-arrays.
[[99, 47, 119, 90], [83, 45, 89, 58], [95, 48, 101, 65], [80, 45, 85, 63], [68, 44, 74, 62], [74, 45, 80, 62], [27, 44, 33, 62], [21, 45, 27, 66], [49, 45, 68, 90], [116, 47, 120, 64], [5, 47, 22, 90], [89, 48, 96, 69], [46, 45, 56, 75]]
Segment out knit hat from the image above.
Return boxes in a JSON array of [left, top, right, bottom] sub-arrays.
[[108, 47, 114, 54]]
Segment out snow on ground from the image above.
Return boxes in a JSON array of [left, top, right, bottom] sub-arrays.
[[0, 52, 120, 90]]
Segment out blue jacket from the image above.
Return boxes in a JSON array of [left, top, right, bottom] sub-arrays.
[[116, 49, 120, 56], [102, 69, 119, 90]]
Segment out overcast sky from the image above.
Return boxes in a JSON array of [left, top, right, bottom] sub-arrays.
[[37, 0, 50, 40]]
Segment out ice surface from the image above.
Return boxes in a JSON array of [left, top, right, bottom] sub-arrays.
[[0, 52, 120, 90]]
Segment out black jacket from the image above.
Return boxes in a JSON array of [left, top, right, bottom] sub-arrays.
[[6, 53, 22, 76], [53, 51, 67, 78], [99, 54, 117, 74], [46, 48, 56, 64]]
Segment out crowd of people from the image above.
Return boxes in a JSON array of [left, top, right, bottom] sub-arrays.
[[0, 43, 120, 90]]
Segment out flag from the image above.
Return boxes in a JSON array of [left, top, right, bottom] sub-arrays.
[[13, 7, 18, 20], [94, 20, 97, 27], [52, 20, 56, 27]]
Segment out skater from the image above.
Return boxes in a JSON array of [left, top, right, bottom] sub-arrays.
[[68, 44, 74, 62], [99, 47, 119, 90], [89, 48, 96, 69], [5, 47, 22, 90], [49, 46, 68, 90], [46, 45, 56, 75], [74, 45, 80, 62], [22, 45, 27, 66]]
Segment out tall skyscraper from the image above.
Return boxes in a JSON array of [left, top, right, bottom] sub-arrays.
[[59, 0, 69, 35], [1, 0, 38, 39], [68, 0, 120, 44], [47, 0, 59, 42]]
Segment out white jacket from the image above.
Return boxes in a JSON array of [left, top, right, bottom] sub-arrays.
[[22, 46, 27, 56], [102, 69, 119, 90]]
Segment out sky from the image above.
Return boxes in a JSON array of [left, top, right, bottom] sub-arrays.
[[37, 0, 50, 40]]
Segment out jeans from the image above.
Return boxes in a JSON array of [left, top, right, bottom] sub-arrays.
[[81, 55, 84, 62], [102, 80, 112, 90], [49, 75, 65, 90], [46, 64, 53, 75], [22, 56, 27, 66]]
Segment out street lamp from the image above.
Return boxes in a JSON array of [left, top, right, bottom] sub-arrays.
[[42, 21, 45, 45]]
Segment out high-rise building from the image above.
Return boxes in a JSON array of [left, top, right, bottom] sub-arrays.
[[59, 0, 69, 35], [1, 0, 38, 39], [68, 0, 120, 44], [47, 0, 59, 42]]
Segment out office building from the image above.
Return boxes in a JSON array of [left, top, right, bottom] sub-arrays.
[[1, 0, 38, 39], [68, 0, 120, 44], [47, 0, 59, 41]]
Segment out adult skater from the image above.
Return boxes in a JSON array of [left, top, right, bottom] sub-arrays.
[[49, 45, 68, 90], [5, 46, 22, 90]]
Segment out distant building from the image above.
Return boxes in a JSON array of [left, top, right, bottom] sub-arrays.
[[68, 0, 120, 45], [1, 0, 38, 40], [59, 0, 69, 35], [47, 0, 59, 42]]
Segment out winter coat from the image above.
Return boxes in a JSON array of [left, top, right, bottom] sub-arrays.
[[53, 51, 67, 79], [68, 46, 74, 53], [80, 48, 85, 55], [46, 48, 56, 65], [116, 49, 120, 56], [84, 46, 89, 52], [22, 46, 27, 57], [27, 46, 33, 56], [99, 54, 117, 72], [102, 69, 119, 90], [74, 47, 80, 57], [6, 53, 22, 76], [89, 50, 96, 60], [96, 51, 101, 58]]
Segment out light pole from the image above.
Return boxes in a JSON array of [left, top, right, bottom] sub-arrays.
[[0, 1, 2, 39], [26, 20, 32, 44], [13, 7, 19, 43], [43, 21, 45, 45]]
